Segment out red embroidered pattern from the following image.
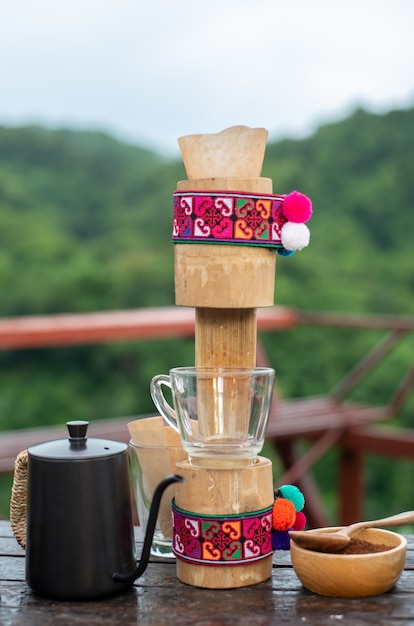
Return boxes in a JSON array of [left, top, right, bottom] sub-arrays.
[[173, 190, 287, 248], [172, 500, 273, 566]]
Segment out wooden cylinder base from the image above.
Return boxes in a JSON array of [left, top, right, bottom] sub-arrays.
[[174, 457, 274, 589]]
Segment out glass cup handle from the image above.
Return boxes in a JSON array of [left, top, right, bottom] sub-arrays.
[[150, 375, 179, 432]]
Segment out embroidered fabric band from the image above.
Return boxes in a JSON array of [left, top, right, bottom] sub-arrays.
[[173, 190, 287, 249], [172, 499, 273, 566]]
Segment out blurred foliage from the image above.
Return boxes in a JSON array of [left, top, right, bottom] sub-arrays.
[[0, 106, 413, 520]]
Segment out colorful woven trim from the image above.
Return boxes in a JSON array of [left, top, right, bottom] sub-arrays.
[[172, 500, 273, 566], [172, 189, 313, 255]]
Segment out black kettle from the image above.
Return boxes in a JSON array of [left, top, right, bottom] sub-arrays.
[[23, 420, 182, 600]]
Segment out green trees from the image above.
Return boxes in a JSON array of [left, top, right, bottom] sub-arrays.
[[0, 106, 413, 519]]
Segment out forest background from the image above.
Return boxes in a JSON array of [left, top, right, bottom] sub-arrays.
[[0, 106, 413, 520]]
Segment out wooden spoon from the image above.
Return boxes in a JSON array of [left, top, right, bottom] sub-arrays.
[[289, 510, 414, 552]]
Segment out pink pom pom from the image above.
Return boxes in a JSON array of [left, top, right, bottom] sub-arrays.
[[282, 191, 313, 223], [292, 511, 307, 531]]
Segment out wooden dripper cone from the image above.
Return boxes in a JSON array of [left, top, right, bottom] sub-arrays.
[[178, 125, 268, 179]]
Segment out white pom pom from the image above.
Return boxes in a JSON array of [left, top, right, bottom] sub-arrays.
[[281, 222, 310, 251]]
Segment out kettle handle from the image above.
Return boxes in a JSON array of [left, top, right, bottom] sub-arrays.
[[113, 473, 184, 584], [10, 449, 28, 549]]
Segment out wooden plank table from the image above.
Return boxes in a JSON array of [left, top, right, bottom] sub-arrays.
[[1, 521, 414, 625]]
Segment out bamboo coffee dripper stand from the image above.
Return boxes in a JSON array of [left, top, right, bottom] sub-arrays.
[[173, 126, 276, 589]]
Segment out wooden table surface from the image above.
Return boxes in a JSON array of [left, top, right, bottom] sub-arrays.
[[1, 520, 414, 625]]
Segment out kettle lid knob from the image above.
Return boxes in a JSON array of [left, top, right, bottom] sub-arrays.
[[67, 420, 88, 444], [28, 420, 127, 460]]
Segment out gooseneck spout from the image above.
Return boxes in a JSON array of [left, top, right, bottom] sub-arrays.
[[113, 474, 184, 584]]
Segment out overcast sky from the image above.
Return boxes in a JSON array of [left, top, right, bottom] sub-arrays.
[[1, 0, 413, 155]]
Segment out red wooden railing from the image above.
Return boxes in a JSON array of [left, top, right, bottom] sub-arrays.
[[1, 305, 413, 526], [0, 306, 298, 349]]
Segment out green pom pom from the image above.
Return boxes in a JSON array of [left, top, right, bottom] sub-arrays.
[[278, 485, 305, 512]]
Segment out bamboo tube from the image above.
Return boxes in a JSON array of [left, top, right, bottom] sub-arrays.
[[194, 308, 256, 465], [195, 308, 256, 368]]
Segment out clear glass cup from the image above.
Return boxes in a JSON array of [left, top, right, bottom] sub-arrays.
[[129, 438, 187, 558], [150, 366, 275, 468]]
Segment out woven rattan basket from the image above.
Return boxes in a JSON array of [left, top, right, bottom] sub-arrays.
[[10, 450, 28, 549]]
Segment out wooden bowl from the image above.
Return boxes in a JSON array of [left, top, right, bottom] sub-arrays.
[[290, 527, 407, 597]]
